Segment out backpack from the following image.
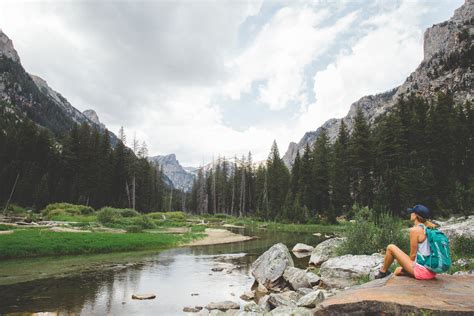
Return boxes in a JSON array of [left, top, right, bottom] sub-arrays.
[[416, 225, 452, 273]]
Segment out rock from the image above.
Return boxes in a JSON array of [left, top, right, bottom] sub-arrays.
[[455, 258, 471, 268], [439, 215, 474, 239], [292, 307, 314, 315], [205, 301, 240, 311], [297, 288, 314, 296], [196, 309, 210, 316], [319, 254, 384, 288], [131, 293, 156, 300], [306, 271, 321, 286], [251, 243, 294, 289], [269, 306, 296, 315], [0, 230, 14, 235], [243, 301, 264, 313], [252, 282, 269, 302], [283, 267, 311, 290], [315, 274, 474, 315], [183, 306, 203, 312], [268, 293, 297, 309], [313, 232, 322, 237], [453, 270, 474, 276], [240, 291, 255, 301], [309, 237, 345, 266], [292, 243, 314, 253], [209, 310, 225, 316], [211, 267, 224, 272], [258, 294, 271, 312], [297, 290, 325, 308]]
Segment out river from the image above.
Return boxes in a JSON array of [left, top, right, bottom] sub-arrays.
[[0, 226, 327, 315]]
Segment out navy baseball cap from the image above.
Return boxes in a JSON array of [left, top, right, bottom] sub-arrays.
[[406, 204, 429, 218]]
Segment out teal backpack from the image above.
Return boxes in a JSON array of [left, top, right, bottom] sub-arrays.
[[416, 225, 452, 273]]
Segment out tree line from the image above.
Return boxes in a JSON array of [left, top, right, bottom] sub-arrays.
[[189, 94, 473, 221], [0, 101, 178, 212]]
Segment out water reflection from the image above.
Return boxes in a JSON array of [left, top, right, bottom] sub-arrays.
[[0, 226, 326, 315]]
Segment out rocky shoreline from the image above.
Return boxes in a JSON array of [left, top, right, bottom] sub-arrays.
[[185, 215, 474, 315]]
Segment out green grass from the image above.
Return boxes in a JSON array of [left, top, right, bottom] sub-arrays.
[[0, 229, 203, 260], [0, 224, 15, 231], [224, 216, 345, 234], [49, 214, 97, 222]]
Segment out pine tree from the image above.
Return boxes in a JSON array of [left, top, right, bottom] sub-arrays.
[[312, 128, 331, 218], [266, 140, 290, 219], [331, 121, 351, 215], [350, 108, 373, 207]]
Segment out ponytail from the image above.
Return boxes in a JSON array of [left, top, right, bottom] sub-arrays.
[[416, 214, 437, 229]]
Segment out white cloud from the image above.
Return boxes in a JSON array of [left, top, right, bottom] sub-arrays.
[[298, 0, 429, 132], [223, 6, 358, 110]]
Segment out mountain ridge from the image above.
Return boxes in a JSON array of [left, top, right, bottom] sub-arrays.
[[282, 0, 473, 167]]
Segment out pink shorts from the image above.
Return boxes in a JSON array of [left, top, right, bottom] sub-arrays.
[[413, 263, 436, 280]]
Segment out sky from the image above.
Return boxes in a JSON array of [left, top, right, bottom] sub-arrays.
[[0, 0, 464, 166]]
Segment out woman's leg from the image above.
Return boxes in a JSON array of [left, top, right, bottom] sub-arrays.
[[380, 244, 414, 275]]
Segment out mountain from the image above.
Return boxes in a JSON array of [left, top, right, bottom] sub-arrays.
[[149, 154, 195, 192], [283, 0, 473, 167], [0, 29, 117, 143]]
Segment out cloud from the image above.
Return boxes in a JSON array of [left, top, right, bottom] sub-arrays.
[[298, 0, 434, 133], [223, 6, 358, 110], [0, 0, 464, 166]]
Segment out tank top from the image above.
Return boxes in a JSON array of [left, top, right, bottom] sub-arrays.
[[417, 224, 431, 257]]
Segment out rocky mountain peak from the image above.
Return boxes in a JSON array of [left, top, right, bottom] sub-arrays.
[[282, 0, 473, 168], [83, 109, 106, 129], [149, 154, 195, 192], [0, 30, 20, 63]]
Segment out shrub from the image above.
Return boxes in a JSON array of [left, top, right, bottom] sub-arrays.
[[133, 215, 155, 229], [43, 203, 94, 217], [3, 203, 28, 215], [452, 236, 474, 258], [164, 211, 186, 220], [148, 212, 166, 219], [120, 208, 140, 217], [338, 205, 409, 255], [97, 207, 122, 224]]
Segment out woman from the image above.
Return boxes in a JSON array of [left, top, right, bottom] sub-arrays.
[[374, 204, 437, 280]]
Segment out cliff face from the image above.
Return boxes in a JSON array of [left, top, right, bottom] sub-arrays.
[[283, 0, 473, 168], [0, 30, 116, 143], [149, 154, 195, 192]]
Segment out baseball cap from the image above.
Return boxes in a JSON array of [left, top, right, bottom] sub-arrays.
[[406, 204, 429, 218]]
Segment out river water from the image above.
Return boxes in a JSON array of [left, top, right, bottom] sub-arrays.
[[0, 227, 326, 315]]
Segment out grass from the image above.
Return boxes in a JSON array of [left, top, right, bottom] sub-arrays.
[[225, 217, 345, 234], [0, 229, 203, 260]]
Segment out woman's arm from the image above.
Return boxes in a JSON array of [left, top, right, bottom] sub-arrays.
[[409, 228, 418, 261]]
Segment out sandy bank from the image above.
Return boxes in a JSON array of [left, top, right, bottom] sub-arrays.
[[184, 228, 256, 246]]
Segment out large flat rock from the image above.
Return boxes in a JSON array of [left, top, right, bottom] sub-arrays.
[[315, 274, 474, 315]]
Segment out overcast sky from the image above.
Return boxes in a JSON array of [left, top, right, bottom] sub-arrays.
[[0, 0, 463, 166]]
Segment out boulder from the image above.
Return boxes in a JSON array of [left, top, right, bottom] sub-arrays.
[[315, 274, 474, 315], [269, 306, 296, 315], [205, 301, 240, 311], [243, 301, 264, 313], [297, 287, 314, 296], [297, 290, 325, 308], [252, 282, 268, 302], [439, 215, 474, 239], [250, 243, 294, 289], [453, 269, 474, 276], [292, 243, 314, 253], [319, 254, 384, 288], [306, 271, 321, 286], [183, 306, 203, 312], [240, 291, 255, 301], [283, 267, 311, 290], [309, 237, 345, 266], [268, 292, 297, 309], [258, 295, 271, 312]]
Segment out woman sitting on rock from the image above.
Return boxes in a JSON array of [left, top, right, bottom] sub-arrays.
[[375, 204, 437, 280]]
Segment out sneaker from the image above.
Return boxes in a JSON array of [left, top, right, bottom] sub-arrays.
[[374, 269, 392, 279]]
